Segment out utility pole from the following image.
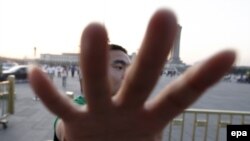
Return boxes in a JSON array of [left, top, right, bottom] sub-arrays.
[[33, 46, 39, 101], [34, 47, 36, 58]]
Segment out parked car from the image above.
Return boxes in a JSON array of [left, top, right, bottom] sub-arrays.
[[1, 62, 18, 71], [0, 65, 28, 81]]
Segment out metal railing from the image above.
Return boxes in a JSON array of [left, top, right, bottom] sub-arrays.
[[0, 75, 15, 129], [164, 109, 250, 141]]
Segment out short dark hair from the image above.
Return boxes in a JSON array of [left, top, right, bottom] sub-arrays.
[[109, 44, 127, 54]]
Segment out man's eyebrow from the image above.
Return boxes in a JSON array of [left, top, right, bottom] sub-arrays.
[[113, 60, 130, 66]]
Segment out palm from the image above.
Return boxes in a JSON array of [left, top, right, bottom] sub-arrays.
[[61, 105, 162, 141], [29, 9, 235, 141]]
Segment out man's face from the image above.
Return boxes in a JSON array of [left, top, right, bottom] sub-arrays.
[[109, 50, 131, 95]]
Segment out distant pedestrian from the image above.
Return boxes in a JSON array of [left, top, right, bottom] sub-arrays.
[[57, 66, 61, 77], [78, 70, 83, 94], [61, 66, 67, 88], [47, 66, 55, 80], [71, 65, 76, 77]]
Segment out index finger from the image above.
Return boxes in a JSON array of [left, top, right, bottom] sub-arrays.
[[116, 9, 177, 109]]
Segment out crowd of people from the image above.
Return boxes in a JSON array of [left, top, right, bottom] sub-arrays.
[[41, 64, 80, 87]]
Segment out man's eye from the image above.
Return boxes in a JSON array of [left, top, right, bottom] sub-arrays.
[[114, 66, 123, 70]]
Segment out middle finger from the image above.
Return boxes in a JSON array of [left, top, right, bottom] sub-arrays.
[[80, 23, 112, 113]]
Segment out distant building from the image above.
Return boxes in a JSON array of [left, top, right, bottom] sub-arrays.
[[129, 52, 137, 62], [40, 52, 138, 65], [40, 53, 79, 65]]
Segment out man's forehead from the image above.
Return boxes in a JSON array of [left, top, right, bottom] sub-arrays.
[[109, 50, 131, 64]]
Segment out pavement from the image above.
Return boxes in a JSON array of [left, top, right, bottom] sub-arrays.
[[0, 75, 250, 141]]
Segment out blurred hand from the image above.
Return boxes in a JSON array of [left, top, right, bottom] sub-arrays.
[[29, 9, 236, 141]]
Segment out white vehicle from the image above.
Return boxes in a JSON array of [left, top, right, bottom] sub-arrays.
[[0, 65, 28, 81], [1, 62, 18, 71]]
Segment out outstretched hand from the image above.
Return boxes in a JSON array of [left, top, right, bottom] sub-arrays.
[[29, 9, 236, 141]]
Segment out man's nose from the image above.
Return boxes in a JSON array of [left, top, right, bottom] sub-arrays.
[[121, 68, 128, 80], [121, 72, 125, 79]]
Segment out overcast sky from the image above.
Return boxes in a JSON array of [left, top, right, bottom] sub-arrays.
[[0, 0, 249, 66]]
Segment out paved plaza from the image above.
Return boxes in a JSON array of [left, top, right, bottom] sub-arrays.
[[0, 75, 250, 141]]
